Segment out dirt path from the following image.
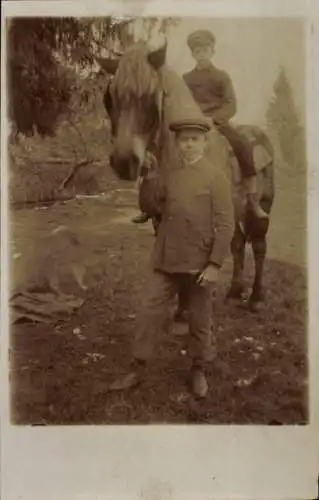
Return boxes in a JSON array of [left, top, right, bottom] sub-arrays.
[[10, 174, 308, 424]]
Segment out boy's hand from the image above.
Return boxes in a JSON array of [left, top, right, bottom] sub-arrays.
[[213, 118, 226, 127], [140, 151, 158, 177], [197, 263, 220, 287], [136, 151, 158, 189]]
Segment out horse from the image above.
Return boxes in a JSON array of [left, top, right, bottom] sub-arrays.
[[97, 39, 275, 312]]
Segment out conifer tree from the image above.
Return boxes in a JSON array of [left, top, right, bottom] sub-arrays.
[[7, 17, 180, 137], [266, 65, 306, 169]]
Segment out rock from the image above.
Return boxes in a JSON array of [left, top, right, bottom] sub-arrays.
[[108, 372, 141, 391]]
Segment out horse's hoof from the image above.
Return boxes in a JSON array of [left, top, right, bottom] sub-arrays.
[[226, 285, 244, 300], [174, 309, 188, 323], [248, 299, 265, 313]]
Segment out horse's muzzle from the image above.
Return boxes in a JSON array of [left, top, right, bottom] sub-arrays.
[[109, 151, 141, 181]]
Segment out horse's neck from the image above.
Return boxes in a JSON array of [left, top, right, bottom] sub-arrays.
[[155, 121, 177, 173]]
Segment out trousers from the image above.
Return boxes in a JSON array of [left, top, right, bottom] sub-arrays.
[[133, 270, 216, 367], [217, 123, 256, 177]]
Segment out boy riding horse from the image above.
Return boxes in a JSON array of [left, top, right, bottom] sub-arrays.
[[183, 29, 268, 220]]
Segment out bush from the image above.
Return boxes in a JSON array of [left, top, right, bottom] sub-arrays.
[[9, 110, 114, 204], [7, 18, 76, 137], [266, 66, 306, 171]]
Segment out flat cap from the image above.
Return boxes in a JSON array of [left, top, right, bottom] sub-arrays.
[[187, 29, 216, 50], [169, 117, 211, 133]]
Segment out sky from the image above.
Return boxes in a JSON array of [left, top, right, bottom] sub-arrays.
[[162, 18, 306, 127]]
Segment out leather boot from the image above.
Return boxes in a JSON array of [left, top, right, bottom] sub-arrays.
[[244, 176, 269, 219], [131, 212, 150, 224], [190, 367, 209, 399]]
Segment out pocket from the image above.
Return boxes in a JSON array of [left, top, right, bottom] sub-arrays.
[[194, 190, 211, 198], [190, 191, 212, 217], [202, 234, 214, 250], [191, 191, 211, 211]]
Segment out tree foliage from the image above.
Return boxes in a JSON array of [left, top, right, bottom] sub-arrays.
[[266, 65, 306, 169], [7, 17, 180, 137]]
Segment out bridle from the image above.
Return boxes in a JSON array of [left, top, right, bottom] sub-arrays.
[[146, 88, 166, 164]]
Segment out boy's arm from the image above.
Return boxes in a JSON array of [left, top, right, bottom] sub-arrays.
[[211, 72, 237, 125], [209, 168, 234, 268]]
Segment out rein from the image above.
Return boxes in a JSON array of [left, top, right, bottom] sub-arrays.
[[147, 88, 166, 162], [137, 88, 166, 183]]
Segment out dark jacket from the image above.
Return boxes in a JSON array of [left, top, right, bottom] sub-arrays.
[[139, 156, 234, 273], [183, 63, 237, 125]]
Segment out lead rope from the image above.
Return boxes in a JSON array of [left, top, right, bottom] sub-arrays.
[[135, 90, 165, 192]]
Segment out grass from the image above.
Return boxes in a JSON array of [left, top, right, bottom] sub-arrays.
[[9, 163, 308, 424]]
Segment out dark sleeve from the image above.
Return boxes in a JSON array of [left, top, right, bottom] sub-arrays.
[[211, 71, 237, 124], [209, 168, 234, 267], [138, 170, 166, 217]]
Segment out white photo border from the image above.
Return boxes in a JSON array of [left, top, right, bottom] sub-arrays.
[[1, 1, 318, 499]]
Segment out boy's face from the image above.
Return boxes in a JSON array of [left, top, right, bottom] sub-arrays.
[[175, 128, 207, 163], [191, 44, 215, 67]]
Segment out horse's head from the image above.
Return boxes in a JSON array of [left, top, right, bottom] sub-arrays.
[[99, 40, 167, 180]]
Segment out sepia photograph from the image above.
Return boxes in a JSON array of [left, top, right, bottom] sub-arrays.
[[2, 2, 319, 499], [6, 13, 310, 426]]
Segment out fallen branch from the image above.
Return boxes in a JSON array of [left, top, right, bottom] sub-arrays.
[[65, 114, 92, 163], [57, 159, 91, 190]]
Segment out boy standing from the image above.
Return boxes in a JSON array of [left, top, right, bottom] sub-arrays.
[[110, 116, 234, 398], [183, 29, 268, 219]]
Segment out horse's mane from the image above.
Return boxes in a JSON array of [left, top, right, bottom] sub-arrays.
[[111, 43, 230, 172], [112, 41, 159, 103]]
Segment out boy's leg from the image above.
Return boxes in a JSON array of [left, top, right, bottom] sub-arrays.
[[218, 124, 269, 219], [133, 270, 177, 361], [186, 275, 216, 398], [109, 269, 178, 390]]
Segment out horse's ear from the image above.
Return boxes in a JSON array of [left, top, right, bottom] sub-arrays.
[[148, 41, 168, 70], [97, 57, 119, 75]]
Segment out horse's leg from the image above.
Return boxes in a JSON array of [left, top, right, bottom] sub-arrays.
[[226, 222, 246, 299], [175, 286, 189, 323], [245, 197, 271, 311], [249, 237, 267, 311], [152, 216, 159, 236]]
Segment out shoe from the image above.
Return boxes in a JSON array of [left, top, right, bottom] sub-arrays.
[[131, 213, 150, 224], [190, 367, 209, 399], [247, 194, 269, 219]]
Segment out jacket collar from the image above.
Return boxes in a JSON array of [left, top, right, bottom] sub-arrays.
[[195, 61, 215, 71]]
